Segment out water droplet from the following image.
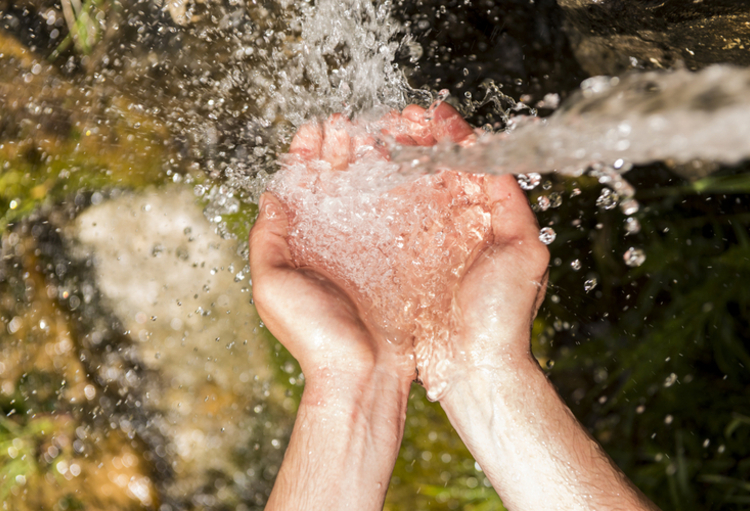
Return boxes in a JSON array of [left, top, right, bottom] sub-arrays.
[[539, 227, 556, 245], [537, 196, 550, 211], [620, 198, 640, 215], [624, 247, 646, 267], [624, 217, 641, 235], [584, 278, 598, 292], [549, 192, 562, 208], [517, 173, 541, 190], [663, 373, 677, 387], [596, 188, 619, 210], [570, 188, 581, 198], [546, 359, 555, 369], [571, 259, 582, 271]]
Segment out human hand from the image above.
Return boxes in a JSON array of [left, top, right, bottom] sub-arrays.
[[258, 104, 483, 383], [384, 105, 550, 398], [447, 173, 550, 374], [260, 102, 546, 398], [250, 191, 409, 383]]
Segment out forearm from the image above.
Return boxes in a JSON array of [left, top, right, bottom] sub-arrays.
[[266, 367, 410, 511], [440, 353, 659, 511]]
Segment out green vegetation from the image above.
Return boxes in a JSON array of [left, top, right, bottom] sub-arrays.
[[50, 0, 106, 60], [1, 3, 750, 509], [536, 164, 750, 511]]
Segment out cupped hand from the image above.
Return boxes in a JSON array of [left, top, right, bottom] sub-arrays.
[[252, 103, 482, 385], [249, 193, 400, 382], [449, 174, 550, 372], [252, 102, 548, 396]]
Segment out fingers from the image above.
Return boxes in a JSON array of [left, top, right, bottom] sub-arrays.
[[289, 122, 323, 160], [400, 105, 436, 145], [289, 115, 355, 170], [321, 114, 353, 170], [429, 102, 475, 145], [380, 110, 420, 146], [487, 175, 543, 244], [249, 193, 294, 277]]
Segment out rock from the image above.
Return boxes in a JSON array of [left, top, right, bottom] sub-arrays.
[[71, 185, 289, 508], [558, 0, 750, 76]]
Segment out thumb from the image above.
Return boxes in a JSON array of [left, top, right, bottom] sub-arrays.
[[487, 175, 541, 245], [249, 192, 294, 276]]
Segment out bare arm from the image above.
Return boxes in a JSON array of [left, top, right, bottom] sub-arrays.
[[432, 173, 660, 511], [266, 367, 409, 510], [250, 194, 414, 511], [441, 357, 658, 510]]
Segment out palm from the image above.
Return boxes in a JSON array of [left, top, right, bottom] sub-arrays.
[[453, 174, 550, 360]]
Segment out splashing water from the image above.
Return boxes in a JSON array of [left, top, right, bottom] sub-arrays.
[[392, 65, 750, 179], [268, 120, 494, 400], [200, 0, 417, 232], [201, 1, 750, 399]]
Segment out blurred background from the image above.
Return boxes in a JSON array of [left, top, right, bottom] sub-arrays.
[[1, 1, 750, 510]]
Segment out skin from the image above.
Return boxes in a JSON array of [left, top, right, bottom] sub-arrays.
[[250, 103, 660, 511]]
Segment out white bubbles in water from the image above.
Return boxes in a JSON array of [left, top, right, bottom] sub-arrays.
[[549, 192, 563, 208], [620, 198, 640, 215], [624, 217, 641, 235], [517, 173, 542, 190], [539, 227, 556, 245], [596, 188, 619, 210], [405, 40, 423, 63], [537, 196, 551, 211], [571, 259, 582, 271], [584, 278, 598, 292], [624, 247, 646, 267]]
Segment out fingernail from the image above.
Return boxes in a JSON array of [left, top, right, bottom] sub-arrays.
[[264, 201, 278, 220], [258, 194, 267, 211]]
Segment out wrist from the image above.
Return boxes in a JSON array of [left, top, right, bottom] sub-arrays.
[[438, 342, 541, 403], [302, 363, 412, 412]]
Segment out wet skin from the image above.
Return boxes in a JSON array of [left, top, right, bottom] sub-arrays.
[[250, 104, 660, 511]]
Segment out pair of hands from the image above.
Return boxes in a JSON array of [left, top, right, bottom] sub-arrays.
[[248, 104, 662, 511], [249, 102, 550, 395]]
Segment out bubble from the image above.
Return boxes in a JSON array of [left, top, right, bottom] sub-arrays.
[[596, 188, 619, 210], [570, 188, 581, 198], [584, 278, 598, 292], [549, 192, 562, 208], [620, 198, 640, 215], [517, 173, 541, 190], [537, 196, 550, 211], [405, 41, 423, 63], [624, 247, 646, 267], [571, 259, 582, 271], [538, 227, 556, 245], [663, 373, 677, 387], [624, 217, 641, 235]]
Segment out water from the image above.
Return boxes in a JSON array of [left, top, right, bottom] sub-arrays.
[[268, 114, 494, 400], [3, 1, 750, 509], [212, 0, 750, 400], [391, 65, 750, 180]]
